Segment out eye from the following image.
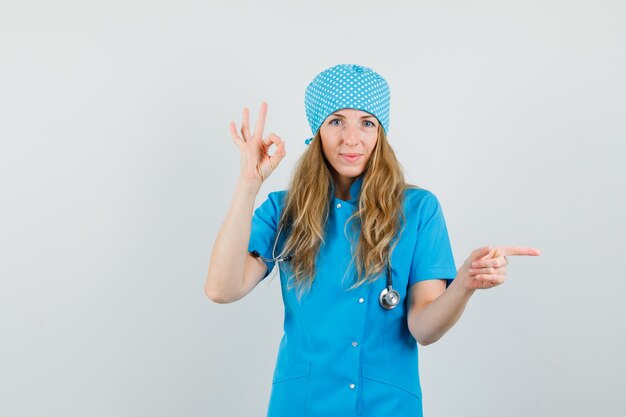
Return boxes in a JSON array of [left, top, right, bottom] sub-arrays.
[[364, 120, 376, 127], [329, 119, 342, 126]]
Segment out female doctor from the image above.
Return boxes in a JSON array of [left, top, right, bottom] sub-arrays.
[[205, 64, 541, 417]]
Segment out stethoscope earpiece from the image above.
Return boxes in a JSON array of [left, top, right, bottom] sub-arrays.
[[249, 223, 292, 264], [250, 249, 291, 263]]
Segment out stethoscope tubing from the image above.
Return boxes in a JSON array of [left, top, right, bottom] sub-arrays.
[[250, 222, 400, 309]]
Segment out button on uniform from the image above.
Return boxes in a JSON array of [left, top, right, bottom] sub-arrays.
[[336, 203, 342, 208], [349, 383, 356, 389], [352, 341, 358, 347], [358, 297, 364, 303]]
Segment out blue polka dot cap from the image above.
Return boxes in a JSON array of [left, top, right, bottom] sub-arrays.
[[304, 64, 390, 145]]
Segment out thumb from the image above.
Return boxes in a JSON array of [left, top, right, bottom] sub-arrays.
[[472, 246, 493, 260]]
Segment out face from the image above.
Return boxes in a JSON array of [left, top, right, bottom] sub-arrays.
[[318, 108, 379, 182]]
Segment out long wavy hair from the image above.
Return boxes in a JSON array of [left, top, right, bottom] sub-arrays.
[[274, 125, 419, 302]]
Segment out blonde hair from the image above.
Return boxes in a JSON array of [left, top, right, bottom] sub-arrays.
[[274, 125, 419, 301]]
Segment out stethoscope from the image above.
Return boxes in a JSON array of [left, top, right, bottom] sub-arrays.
[[250, 222, 401, 310]]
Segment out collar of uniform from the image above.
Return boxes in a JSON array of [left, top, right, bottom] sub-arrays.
[[330, 174, 364, 206]]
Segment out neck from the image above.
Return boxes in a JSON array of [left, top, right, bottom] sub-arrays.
[[331, 172, 358, 200]]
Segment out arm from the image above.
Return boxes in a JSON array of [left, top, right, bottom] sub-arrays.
[[407, 245, 542, 345], [407, 277, 475, 346], [205, 101, 286, 304], [406, 191, 466, 345], [204, 178, 268, 303]]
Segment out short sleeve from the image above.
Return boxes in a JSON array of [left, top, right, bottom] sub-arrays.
[[247, 191, 283, 280], [408, 191, 457, 288]]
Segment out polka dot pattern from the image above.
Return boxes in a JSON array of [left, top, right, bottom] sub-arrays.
[[304, 64, 391, 143]]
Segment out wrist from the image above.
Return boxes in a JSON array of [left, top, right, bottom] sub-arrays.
[[237, 177, 263, 189], [448, 274, 476, 298]]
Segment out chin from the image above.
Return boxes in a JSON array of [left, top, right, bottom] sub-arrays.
[[337, 167, 365, 178]]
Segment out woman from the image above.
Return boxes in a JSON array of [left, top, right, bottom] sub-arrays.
[[205, 64, 541, 417]]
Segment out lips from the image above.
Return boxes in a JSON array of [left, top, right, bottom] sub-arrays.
[[340, 154, 362, 163]]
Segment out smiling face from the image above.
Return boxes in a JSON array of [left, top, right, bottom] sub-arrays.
[[318, 108, 379, 187]]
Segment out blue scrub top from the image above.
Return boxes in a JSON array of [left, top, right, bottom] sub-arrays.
[[248, 174, 457, 417]]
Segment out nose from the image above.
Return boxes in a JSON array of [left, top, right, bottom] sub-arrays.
[[342, 122, 361, 145]]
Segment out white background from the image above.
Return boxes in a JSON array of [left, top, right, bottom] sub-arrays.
[[1, 0, 624, 416]]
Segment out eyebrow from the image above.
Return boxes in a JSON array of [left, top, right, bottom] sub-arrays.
[[331, 112, 377, 120]]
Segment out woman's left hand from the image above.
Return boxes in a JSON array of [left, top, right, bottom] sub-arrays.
[[459, 245, 541, 291]]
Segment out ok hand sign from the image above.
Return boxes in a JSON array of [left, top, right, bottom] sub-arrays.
[[229, 102, 286, 184]]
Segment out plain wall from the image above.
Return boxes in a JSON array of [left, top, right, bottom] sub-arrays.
[[1, 0, 624, 416]]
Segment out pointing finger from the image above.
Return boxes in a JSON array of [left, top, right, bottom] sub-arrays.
[[499, 246, 542, 257], [472, 246, 541, 268]]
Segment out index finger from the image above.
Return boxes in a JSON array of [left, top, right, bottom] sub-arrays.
[[253, 102, 268, 140], [497, 246, 542, 257]]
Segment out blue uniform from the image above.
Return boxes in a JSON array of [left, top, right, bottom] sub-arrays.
[[248, 174, 457, 417]]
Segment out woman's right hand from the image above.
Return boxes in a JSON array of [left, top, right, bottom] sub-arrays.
[[229, 102, 286, 184]]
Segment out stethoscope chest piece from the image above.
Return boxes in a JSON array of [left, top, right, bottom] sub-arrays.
[[378, 260, 400, 310], [379, 287, 400, 310]]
